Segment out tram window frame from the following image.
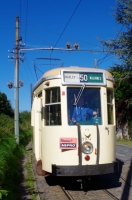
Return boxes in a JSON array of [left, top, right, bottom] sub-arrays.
[[45, 87, 61, 126], [107, 89, 114, 125]]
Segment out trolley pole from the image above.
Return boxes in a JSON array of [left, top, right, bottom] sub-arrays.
[[14, 15, 19, 145]]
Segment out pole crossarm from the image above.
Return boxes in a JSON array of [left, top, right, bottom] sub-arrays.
[[19, 47, 125, 53]]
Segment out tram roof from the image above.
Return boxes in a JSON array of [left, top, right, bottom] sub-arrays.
[[33, 66, 113, 91], [43, 66, 112, 78]]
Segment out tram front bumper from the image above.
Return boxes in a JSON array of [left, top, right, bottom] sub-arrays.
[[52, 161, 119, 176]]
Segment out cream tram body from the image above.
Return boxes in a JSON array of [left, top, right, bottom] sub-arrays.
[[31, 66, 118, 176]]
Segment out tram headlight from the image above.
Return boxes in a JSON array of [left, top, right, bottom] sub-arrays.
[[81, 142, 93, 154]]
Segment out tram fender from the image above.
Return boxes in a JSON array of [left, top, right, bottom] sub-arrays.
[[52, 161, 119, 176], [36, 160, 48, 177]]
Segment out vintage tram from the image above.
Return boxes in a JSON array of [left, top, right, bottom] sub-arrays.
[[31, 66, 118, 176]]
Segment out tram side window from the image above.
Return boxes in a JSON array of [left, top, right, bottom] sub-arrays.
[[45, 87, 61, 126], [107, 89, 114, 124]]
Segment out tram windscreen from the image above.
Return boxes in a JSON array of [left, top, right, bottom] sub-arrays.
[[67, 88, 102, 125]]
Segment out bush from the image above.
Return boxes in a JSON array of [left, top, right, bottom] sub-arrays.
[[0, 114, 14, 138], [0, 111, 32, 199], [0, 92, 13, 118]]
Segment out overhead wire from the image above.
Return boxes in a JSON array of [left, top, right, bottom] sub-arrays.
[[19, 0, 83, 72], [19, 63, 30, 89], [21, 21, 100, 48], [19, 0, 31, 88], [23, 60, 36, 83], [19, 0, 21, 36], [20, 0, 50, 84], [25, 0, 28, 44], [34, 63, 39, 80], [20, 0, 33, 84], [20, 28, 54, 46], [53, 0, 82, 48], [20, 0, 120, 76], [19, 0, 37, 88], [49, 0, 82, 68], [19, 0, 61, 82]]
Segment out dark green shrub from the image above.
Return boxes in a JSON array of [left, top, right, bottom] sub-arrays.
[[0, 92, 13, 118], [0, 110, 32, 199], [0, 114, 14, 138]]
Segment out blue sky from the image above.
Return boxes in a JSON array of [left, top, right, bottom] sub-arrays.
[[0, 0, 120, 111]]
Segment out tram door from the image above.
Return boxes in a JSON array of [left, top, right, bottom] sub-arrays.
[[38, 92, 42, 160], [32, 93, 42, 161]]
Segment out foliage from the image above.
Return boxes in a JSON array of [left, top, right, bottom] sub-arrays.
[[116, 138, 132, 146], [0, 135, 16, 181], [109, 67, 132, 139], [0, 104, 31, 199], [99, 0, 132, 138], [19, 111, 31, 122], [0, 135, 18, 200], [0, 93, 13, 118], [127, 121, 132, 140], [19, 111, 31, 132], [0, 91, 32, 199], [25, 159, 36, 200], [19, 111, 32, 146], [0, 114, 14, 138], [0, 130, 32, 200], [109, 67, 132, 106], [115, 0, 132, 25], [20, 130, 32, 146], [0, 190, 8, 199], [100, 0, 132, 70]]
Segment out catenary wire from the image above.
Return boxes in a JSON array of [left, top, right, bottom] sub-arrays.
[[48, 0, 82, 68], [25, 0, 28, 44], [19, 0, 21, 36], [19, 0, 35, 91], [53, 0, 82, 48], [20, 21, 100, 48], [20, 28, 54, 46]]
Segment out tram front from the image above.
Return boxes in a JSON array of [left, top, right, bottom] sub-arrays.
[[51, 68, 119, 176]]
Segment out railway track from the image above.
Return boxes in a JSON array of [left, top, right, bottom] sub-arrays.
[[24, 143, 131, 200], [32, 158, 132, 200], [58, 167, 132, 200]]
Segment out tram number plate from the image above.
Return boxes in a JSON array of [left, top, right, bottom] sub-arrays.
[[80, 73, 103, 83], [60, 138, 77, 149]]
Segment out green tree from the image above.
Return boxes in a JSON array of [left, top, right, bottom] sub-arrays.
[[99, 0, 132, 138], [109, 67, 132, 130], [19, 111, 31, 123], [0, 114, 14, 138], [0, 92, 13, 117], [100, 0, 132, 70], [19, 111, 32, 144], [19, 111, 31, 131]]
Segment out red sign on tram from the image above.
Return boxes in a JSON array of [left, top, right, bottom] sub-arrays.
[[60, 138, 77, 149]]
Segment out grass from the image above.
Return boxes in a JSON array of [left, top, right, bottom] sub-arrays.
[[116, 138, 132, 146], [25, 151, 37, 200]]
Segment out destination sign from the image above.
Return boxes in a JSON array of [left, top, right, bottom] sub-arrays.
[[61, 70, 106, 85], [80, 72, 103, 83]]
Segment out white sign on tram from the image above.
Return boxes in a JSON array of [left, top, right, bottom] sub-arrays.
[[61, 70, 106, 85]]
